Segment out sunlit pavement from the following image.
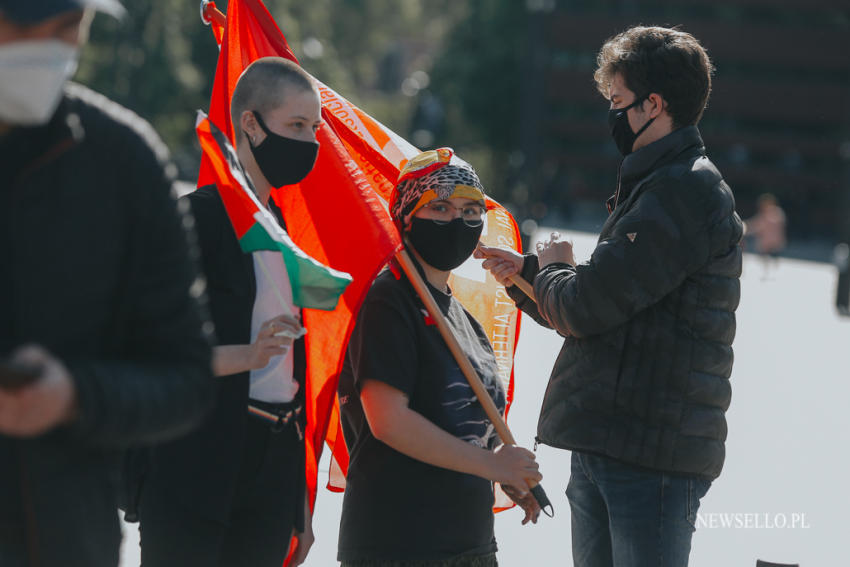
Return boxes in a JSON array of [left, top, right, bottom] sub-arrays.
[[120, 228, 850, 567]]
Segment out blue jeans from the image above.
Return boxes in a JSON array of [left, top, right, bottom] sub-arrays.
[[566, 452, 711, 567]]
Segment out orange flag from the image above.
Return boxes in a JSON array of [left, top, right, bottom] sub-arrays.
[[199, 0, 524, 527]]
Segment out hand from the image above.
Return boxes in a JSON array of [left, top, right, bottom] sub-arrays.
[[536, 232, 575, 268], [289, 495, 315, 566], [0, 345, 77, 437], [474, 243, 524, 287], [289, 525, 315, 565], [501, 483, 542, 525], [248, 314, 302, 370], [485, 444, 542, 493]]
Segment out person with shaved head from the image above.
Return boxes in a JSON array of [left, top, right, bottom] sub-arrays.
[[139, 57, 322, 567]]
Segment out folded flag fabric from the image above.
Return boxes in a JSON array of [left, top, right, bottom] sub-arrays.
[[194, 111, 352, 311]]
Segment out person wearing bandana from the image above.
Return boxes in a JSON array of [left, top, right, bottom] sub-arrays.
[[0, 1, 213, 566], [138, 58, 320, 567], [336, 149, 542, 567], [477, 27, 743, 567]]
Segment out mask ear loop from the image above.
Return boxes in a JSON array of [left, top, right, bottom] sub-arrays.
[[612, 93, 646, 120], [252, 111, 272, 133], [630, 93, 661, 138], [633, 113, 656, 139], [248, 110, 274, 147]]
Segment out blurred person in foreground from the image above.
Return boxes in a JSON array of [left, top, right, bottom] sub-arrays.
[[0, 1, 213, 566], [337, 148, 542, 567], [477, 26, 743, 567], [744, 193, 787, 280], [139, 58, 319, 567]]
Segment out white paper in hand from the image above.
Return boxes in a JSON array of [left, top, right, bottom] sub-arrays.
[[275, 327, 307, 340]]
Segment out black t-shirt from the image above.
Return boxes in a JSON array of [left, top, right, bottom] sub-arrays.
[[337, 266, 506, 562]]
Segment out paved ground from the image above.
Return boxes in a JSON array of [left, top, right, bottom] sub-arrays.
[[120, 228, 850, 566]]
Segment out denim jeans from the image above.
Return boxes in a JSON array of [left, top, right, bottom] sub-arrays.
[[566, 452, 711, 567]]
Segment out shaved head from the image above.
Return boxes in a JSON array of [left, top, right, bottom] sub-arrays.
[[230, 57, 316, 140]]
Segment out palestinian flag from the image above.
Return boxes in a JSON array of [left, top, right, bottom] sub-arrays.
[[194, 110, 352, 311]]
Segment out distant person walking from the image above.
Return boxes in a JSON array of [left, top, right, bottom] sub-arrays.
[[745, 193, 787, 279]]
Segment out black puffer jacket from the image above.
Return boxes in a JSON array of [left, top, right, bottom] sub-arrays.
[[0, 84, 213, 566], [510, 126, 742, 479]]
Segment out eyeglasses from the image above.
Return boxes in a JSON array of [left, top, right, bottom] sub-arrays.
[[418, 200, 486, 227]]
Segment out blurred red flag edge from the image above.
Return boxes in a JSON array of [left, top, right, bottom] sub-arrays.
[[199, 1, 524, 548]]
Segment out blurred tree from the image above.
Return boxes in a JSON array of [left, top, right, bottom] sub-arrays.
[[430, 2, 527, 152], [78, 0, 222, 174], [429, 1, 549, 234]]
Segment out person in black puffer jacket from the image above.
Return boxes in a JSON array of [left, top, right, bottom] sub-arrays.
[[477, 26, 743, 567]]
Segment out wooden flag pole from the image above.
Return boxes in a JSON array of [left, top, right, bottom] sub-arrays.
[[507, 274, 536, 304], [200, 0, 225, 27], [396, 246, 553, 516], [473, 242, 535, 303]]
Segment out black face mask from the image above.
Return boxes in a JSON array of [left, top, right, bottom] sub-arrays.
[[249, 111, 320, 188], [407, 217, 483, 272], [607, 94, 656, 156]]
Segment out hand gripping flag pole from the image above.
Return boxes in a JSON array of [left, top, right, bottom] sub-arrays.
[[396, 244, 553, 517]]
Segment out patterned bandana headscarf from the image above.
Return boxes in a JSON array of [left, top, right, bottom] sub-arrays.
[[389, 148, 486, 230]]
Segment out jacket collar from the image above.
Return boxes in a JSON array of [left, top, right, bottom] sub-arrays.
[[620, 125, 705, 187]]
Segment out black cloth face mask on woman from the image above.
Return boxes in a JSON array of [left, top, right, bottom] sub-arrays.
[[249, 110, 320, 188], [407, 217, 484, 272]]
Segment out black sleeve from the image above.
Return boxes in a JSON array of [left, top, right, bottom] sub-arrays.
[[65, 114, 214, 447], [184, 186, 225, 273], [183, 187, 225, 319], [505, 253, 553, 329], [533, 176, 714, 339], [347, 292, 419, 398]]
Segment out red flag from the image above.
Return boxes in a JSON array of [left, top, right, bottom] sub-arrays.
[[200, 0, 524, 533], [310, 77, 525, 499]]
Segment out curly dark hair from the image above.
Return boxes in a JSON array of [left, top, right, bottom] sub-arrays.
[[594, 26, 714, 128]]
